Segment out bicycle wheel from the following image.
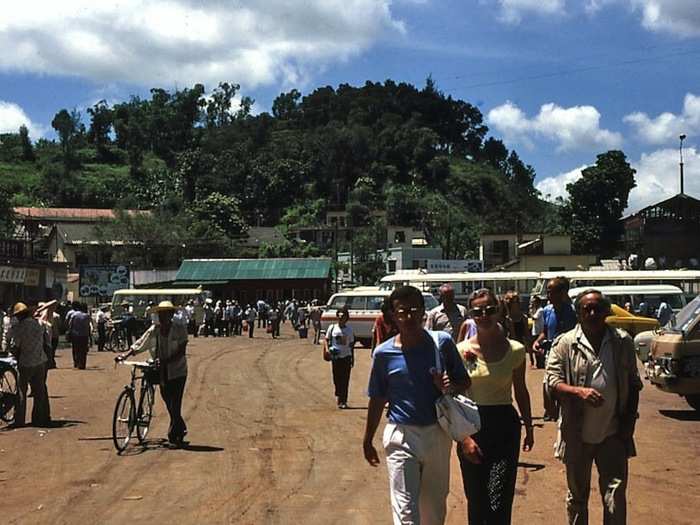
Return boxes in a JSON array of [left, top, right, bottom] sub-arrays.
[[0, 367, 18, 424], [108, 331, 120, 353], [136, 383, 155, 443], [112, 388, 135, 453]]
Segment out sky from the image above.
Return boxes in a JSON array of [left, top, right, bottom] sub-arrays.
[[1, 0, 700, 214]]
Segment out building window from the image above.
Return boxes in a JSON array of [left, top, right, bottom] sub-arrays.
[[394, 231, 406, 244], [387, 260, 397, 272]]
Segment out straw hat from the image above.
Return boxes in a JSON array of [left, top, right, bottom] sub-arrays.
[[154, 300, 178, 312], [12, 302, 30, 316]]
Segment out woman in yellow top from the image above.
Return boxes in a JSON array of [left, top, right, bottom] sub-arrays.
[[457, 288, 534, 525]]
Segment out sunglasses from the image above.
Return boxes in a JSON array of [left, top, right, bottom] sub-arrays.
[[470, 305, 499, 318], [394, 307, 423, 320], [581, 304, 607, 315]]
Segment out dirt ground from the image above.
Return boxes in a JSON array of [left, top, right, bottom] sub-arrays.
[[2, 323, 700, 525]]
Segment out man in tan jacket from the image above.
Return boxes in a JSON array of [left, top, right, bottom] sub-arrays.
[[546, 289, 642, 525]]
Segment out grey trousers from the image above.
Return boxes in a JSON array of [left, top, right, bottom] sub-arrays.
[[17, 363, 51, 427], [565, 434, 628, 525]]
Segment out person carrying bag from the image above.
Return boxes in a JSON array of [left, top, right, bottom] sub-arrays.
[[429, 330, 481, 441]]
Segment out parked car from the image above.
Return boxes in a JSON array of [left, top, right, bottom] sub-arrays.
[[321, 289, 439, 348], [645, 295, 700, 411]]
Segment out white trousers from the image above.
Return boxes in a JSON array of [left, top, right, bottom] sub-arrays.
[[383, 422, 452, 525]]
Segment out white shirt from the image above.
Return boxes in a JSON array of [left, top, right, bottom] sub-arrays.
[[325, 324, 354, 359], [531, 307, 544, 337], [580, 331, 619, 444]]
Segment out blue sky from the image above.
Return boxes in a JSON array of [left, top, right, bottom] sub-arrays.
[[1, 0, 699, 213]]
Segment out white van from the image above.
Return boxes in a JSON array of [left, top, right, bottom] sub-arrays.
[[321, 289, 439, 348], [568, 284, 687, 315]]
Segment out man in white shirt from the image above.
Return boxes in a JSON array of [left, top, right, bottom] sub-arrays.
[[322, 306, 355, 409]]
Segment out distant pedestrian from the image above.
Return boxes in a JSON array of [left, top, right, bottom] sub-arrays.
[[68, 303, 92, 369], [534, 277, 576, 420], [425, 284, 468, 341], [309, 302, 323, 344], [269, 305, 281, 338], [323, 306, 355, 409], [245, 305, 257, 338], [94, 305, 108, 352], [657, 299, 672, 327], [371, 297, 398, 353], [36, 300, 60, 367], [7, 302, 51, 427], [202, 300, 214, 337], [528, 296, 544, 368]]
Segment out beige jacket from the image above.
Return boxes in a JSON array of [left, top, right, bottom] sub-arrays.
[[546, 325, 642, 463], [131, 322, 188, 380]]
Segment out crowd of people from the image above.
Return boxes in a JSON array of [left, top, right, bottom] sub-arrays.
[[1, 278, 643, 523], [362, 280, 641, 525]]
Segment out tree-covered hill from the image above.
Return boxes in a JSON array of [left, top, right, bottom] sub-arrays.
[[2, 78, 630, 266]]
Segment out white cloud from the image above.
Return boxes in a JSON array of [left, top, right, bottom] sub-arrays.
[[487, 100, 623, 152], [534, 146, 700, 213], [624, 93, 700, 145], [536, 164, 588, 201], [496, 0, 565, 23], [630, 0, 700, 37], [0, 101, 45, 139], [0, 1, 405, 88], [627, 146, 700, 213]]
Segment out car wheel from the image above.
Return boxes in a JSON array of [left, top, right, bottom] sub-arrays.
[[685, 394, 700, 411]]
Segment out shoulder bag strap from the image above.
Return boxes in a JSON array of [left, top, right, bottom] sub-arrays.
[[427, 329, 443, 374]]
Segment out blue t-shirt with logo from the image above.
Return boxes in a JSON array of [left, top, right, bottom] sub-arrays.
[[542, 303, 577, 341], [368, 330, 467, 426]]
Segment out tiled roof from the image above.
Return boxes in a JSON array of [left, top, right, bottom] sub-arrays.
[[175, 258, 332, 282], [13, 207, 148, 221]]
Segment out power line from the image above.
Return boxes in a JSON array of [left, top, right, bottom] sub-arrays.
[[446, 47, 700, 91]]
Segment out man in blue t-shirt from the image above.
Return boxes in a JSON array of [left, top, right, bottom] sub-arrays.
[[534, 276, 577, 421], [363, 286, 469, 525]]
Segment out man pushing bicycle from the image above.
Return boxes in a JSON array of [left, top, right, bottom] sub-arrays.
[[116, 301, 189, 448]]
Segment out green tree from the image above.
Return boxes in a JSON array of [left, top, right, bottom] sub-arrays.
[[18, 125, 35, 161], [51, 108, 82, 172], [205, 82, 239, 128], [187, 192, 248, 239], [87, 100, 113, 161], [562, 150, 636, 256]]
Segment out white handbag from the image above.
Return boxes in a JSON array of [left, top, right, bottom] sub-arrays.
[[429, 331, 481, 441]]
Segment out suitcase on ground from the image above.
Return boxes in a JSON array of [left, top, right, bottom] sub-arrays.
[[298, 327, 308, 339]]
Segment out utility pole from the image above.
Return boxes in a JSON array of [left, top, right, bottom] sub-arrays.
[[680, 133, 687, 195]]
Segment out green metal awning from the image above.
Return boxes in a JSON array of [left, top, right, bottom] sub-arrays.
[[175, 258, 332, 282]]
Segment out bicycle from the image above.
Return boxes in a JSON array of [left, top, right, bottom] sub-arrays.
[[105, 320, 128, 353], [0, 355, 18, 426], [112, 357, 158, 453]]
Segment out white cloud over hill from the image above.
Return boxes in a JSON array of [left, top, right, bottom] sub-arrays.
[[625, 93, 700, 145], [0, 1, 405, 88], [487, 101, 623, 152], [0, 101, 45, 138]]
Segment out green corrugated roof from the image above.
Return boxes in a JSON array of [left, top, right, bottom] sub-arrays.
[[175, 258, 332, 282]]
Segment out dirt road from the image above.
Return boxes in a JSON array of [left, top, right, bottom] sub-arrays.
[[2, 324, 700, 524]]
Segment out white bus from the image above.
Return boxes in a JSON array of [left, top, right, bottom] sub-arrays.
[[379, 271, 540, 305], [534, 270, 700, 298]]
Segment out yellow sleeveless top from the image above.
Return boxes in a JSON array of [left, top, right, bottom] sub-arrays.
[[456, 339, 525, 406]]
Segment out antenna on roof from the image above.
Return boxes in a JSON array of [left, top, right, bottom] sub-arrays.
[[680, 134, 687, 195]]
